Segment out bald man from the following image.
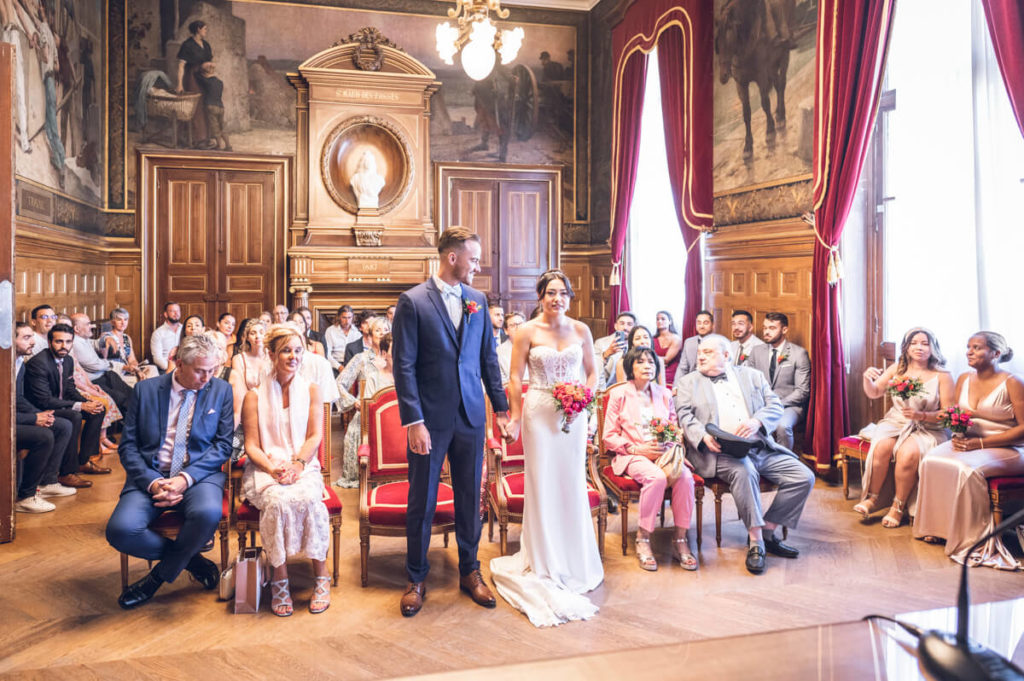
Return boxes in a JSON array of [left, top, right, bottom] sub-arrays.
[[70, 313, 133, 412]]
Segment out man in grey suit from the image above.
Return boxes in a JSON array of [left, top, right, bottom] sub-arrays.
[[674, 309, 715, 383], [748, 313, 810, 451], [674, 334, 814, 574], [728, 309, 764, 366]]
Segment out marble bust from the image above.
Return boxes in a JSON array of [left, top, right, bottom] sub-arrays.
[[350, 151, 386, 210]]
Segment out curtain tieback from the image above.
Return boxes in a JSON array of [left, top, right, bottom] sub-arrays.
[[609, 260, 622, 287], [803, 211, 844, 286]]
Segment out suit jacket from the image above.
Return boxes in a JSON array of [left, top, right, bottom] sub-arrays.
[[673, 365, 794, 479], [749, 341, 810, 409], [118, 373, 234, 494], [674, 335, 702, 383], [392, 278, 508, 430], [15, 363, 41, 425], [25, 349, 88, 411], [603, 381, 676, 475], [343, 338, 369, 365]]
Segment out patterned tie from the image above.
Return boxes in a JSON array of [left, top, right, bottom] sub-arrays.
[[169, 389, 196, 477], [770, 348, 778, 383], [56, 359, 64, 399]]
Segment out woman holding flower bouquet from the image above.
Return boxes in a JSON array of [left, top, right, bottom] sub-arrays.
[[603, 346, 697, 571], [915, 332, 1024, 568], [490, 269, 603, 628], [856, 327, 954, 527]]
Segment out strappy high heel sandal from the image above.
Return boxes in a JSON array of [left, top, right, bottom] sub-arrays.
[[635, 536, 658, 571], [671, 537, 698, 571], [270, 578, 292, 617], [882, 498, 905, 528], [853, 492, 880, 519], [309, 575, 331, 614]]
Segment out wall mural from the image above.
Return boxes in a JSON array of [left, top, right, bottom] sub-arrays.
[[713, 0, 817, 214], [9, 0, 106, 206], [125, 0, 577, 215]]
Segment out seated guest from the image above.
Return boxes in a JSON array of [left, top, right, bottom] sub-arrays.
[[729, 310, 764, 366], [497, 312, 525, 384], [674, 334, 814, 574], [272, 304, 290, 324], [15, 323, 74, 512], [149, 302, 182, 372], [386, 304, 396, 325], [489, 301, 506, 346], [749, 313, 813, 452], [295, 306, 322, 345], [614, 325, 666, 387], [343, 310, 375, 365], [105, 334, 233, 609], [70, 313, 133, 412], [203, 330, 232, 381], [337, 317, 388, 407], [25, 323, 106, 488], [216, 313, 236, 348], [29, 304, 58, 356], [99, 308, 157, 384], [336, 332, 395, 488], [259, 310, 273, 328], [593, 311, 636, 389], [604, 346, 697, 571], [231, 318, 269, 400], [292, 321, 341, 411], [915, 331, 1024, 568], [241, 324, 330, 616], [856, 327, 953, 527], [653, 311, 682, 389], [323, 305, 360, 372], [166, 315, 205, 371], [70, 355, 123, 461], [674, 309, 714, 381], [289, 311, 326, 356]]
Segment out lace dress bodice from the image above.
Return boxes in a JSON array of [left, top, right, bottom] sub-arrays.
[[527, 345, 583, 389]]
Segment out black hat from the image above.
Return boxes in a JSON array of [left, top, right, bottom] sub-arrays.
[[705, 423, 759, 459]]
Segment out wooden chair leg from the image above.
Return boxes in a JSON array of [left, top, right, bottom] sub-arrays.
[[332, 524, 340, 586], [620, 500, 630, 556], [714, 493, 723, 548], [237, 529, 246, 555], [488, 505, 494, 542], [695, 490, 704, 551], [360, 531, 369, 588], [499, 518, 508, 556], [597, 508, 606, 556], [120, 552, 129, 590], [842, 455, 850, 499], [659, 500, 666, 528], [993, 497, 1003, 527]]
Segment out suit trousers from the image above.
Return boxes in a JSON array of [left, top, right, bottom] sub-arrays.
[[714, 447, 815, 531], [16, 417, 73, 498], [773, 406, 805, 451], [405, 409, 485, 583], [94, 371, 133, 413], [53, 408, 105, 475], [105, 480, 224, 582]]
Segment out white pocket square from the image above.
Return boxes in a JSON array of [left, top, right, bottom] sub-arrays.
[[207, 408, 216, 415]]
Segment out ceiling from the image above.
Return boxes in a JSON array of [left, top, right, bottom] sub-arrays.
[[436, 0, 601, 13]]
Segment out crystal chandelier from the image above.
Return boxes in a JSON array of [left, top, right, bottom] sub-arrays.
[[436, 0, 524, 81]]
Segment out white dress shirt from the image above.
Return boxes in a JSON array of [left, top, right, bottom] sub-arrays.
[[301, 351, 341, 406], [710, 369, 752, 434], [433, 274, 464, 331], [322, 324, 362, 369], [72, 334, 113, 380], [155, 373, 197, 487], [31, 332, 47, 356], [150, 323, 180, 371], [730, 335, 765, 365]]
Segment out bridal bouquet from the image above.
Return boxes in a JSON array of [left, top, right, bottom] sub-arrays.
[[551, 382, 594, 433], [940, 406, 973, 436], [886, 375, 925, 400], [646, 417, 681, 445]]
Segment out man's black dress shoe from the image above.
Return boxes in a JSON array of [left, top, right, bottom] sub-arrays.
[[186, 554, 220, 590], [745, 545, 766, 574], [118, 571, 163, 609], [764, 535, 800, 558]]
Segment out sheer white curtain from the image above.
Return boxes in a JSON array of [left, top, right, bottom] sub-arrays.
[[883, 0, 1024, 376], [626, 47, 687, 330]]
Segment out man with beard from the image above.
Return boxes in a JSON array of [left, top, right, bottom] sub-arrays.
[[748, 313, 810, 451], [150, 302, 182, 372]]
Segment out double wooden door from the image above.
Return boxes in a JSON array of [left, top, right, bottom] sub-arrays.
[[437, 164, 561, 316]]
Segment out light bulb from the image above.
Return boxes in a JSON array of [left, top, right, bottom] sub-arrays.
[[498, 26, 524, 65], [461, 19, 498, 80], [435, 22, 459, 65]]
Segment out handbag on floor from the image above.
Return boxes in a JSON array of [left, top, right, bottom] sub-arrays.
[[234, 547, 269, 614], [218, 563, 235, 601]]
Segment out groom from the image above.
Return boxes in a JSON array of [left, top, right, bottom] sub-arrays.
[[392, 226, 510, 617]]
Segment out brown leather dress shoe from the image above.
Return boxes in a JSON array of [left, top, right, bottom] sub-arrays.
[[459, 570, 497, 608], [79, 460, 112, 474], [58, 473, 92, 488], [400, 582, 426, 617]]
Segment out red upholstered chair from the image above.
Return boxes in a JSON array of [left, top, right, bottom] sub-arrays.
[[358, 386, 454, 587], [988, 476, 1024, 526], [596, 382, 705, 556], [838, 436, 872, 499], [486, 384, 607, 556], [236, 404, 343, 585]]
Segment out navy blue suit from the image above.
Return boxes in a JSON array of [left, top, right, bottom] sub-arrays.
[[105, 373, 234, 582], [392, 278, 509, 582]]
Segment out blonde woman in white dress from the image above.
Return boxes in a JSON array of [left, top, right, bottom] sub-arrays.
[[856, 328, 954, 527], [241, 324, 330, 616]]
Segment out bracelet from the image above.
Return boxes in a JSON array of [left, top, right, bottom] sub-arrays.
[[292, 457, 307, 468]]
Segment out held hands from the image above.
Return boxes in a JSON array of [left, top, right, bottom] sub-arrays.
[[81, 400, 104, 415], [734, 418, 762, 439], [151, 476, 188, 507], [635, 442, 666, 461], [503, 416, 521, 444], [495, 412, 513, 442], [34, 410, 55, 427], [408, 422, 432, 456], [272, 462, 302, 485]]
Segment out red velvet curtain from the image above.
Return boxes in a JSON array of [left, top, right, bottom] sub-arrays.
[[806, 0, 896, 471], [982, 0, 1024, 139], [658, 23, 713, 339]]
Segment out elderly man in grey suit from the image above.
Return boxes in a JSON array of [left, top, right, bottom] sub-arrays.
[[749, 313, 810, 451], [674, 309, 715, 382], [674, 334, 814, 574]]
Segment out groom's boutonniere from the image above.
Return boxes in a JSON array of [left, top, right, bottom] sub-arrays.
[[463, 299, 480, 316]]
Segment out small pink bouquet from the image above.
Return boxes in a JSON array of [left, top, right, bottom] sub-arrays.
[[940, 406, 973, 437], [886, 375, 925, 400], [646, 417, 681, 445], [551, 382, 595, 433]]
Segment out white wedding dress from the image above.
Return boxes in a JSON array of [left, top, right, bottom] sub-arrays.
[[490, 344, 604, 627]]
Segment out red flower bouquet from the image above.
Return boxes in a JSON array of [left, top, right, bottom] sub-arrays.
[[940, 406, 973, 436], [886, 375, 925, 400], [463, 299, 480, 315], [646, 417, 681, 445], [551, 382, 594, 433]]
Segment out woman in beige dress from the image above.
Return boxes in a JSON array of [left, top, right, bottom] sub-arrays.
[[241, 324, 330, 615], [915, 331, 1024, 568], [856, 328, 954, 527]]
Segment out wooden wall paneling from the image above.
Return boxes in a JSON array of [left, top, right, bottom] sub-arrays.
[[1, 44, 13, 542], [500, 181, 554, 316], [562, 247, 611, 338], [15, 227, 109, 324], [222, 171, 277, 323]]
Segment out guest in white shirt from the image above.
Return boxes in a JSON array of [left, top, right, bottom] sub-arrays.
[[496, 312, 525, 384], [29, 304, 57, 356], [149, 302, 182, 372], [729, 309, 764, 366], [322, 305, 361, 371], [593, 312, 636, 390]]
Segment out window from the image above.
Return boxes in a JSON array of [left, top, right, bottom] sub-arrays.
[[626, 48, 690, 330]]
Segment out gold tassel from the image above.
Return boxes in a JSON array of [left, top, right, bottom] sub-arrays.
[[826, 247, 844, 286], [609, 260, 622, 287]]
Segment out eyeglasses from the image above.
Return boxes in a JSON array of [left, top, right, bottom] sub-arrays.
[[38, 314, 57, 320]]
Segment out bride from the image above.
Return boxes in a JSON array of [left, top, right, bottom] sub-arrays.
[[490, 269, 604, 627]]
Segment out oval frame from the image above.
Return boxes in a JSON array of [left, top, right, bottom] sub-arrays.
[[319, 114, 414, 216]]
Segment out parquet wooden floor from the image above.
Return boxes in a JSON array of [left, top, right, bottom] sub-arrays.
[[2, 424, 1022, 680]]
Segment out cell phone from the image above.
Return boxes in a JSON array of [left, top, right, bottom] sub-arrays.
[[614, 330, 627, 344]]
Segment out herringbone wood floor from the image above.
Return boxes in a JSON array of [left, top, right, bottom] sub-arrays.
[[3, 423, 1022, 680]]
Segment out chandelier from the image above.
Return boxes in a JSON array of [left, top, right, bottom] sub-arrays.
[[436, 0, 524, 81]]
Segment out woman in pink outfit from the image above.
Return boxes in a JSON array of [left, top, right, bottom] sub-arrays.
[[603, 346, 697, 571]]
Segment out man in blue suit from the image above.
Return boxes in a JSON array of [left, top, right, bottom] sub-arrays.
[[106, 334, 234, 609], [392, 226, 510, 617]]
